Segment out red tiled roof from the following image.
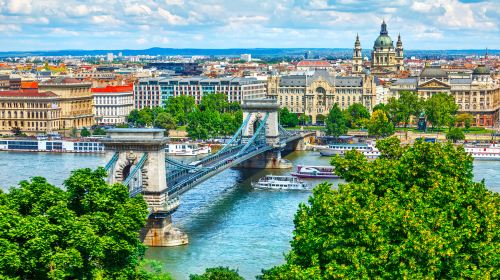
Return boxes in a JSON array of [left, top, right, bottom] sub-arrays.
[[0, 89, 58, 97], [41, 77, 84, 84], [297, 60, 331, 67], [21, 81, 38, 89], [91, 84, 133, 93]]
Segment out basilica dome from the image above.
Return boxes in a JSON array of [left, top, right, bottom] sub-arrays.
[[374, 34, 393, 48]]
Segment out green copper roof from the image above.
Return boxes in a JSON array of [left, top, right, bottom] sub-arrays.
[[374, 34, 393, 48], [473, 65, 490, 75]]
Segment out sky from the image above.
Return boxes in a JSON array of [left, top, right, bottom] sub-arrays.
[[0, 0, 498, 51]]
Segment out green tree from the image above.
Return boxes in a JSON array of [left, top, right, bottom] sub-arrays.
[[10, 126, 22, 136], [92, 127, 106, 135], [325, 104, 348, 137], [127, 109, 141, 126], [138, 108, 154, 127], [346, 103, 370, 129], [190, 267, 244, 280], [424, 92, 458, 132], [385, 97, 404, 126], [186, 109, 210, 140], [372, 103, 388, 114], [154, 112, 177, 136], [367, 110, 394, 138], [0, 168, 169, 279], [261, 138, 499, 279], [446, 127, 465, 143], [456, 113, 474, 132], [316, 114, 326, 124], [398, 91, 422, 129], [80, 127, 91, 137], [279, 107, 299, 128], [199, 93, 229, 113], [298, 114, 310, 125], [70, 127, 78, 138]]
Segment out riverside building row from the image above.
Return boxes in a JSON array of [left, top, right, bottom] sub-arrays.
[[134, 77, 267, 109]]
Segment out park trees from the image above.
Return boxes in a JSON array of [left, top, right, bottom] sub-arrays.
[[190, 267, 244, 280], [325, 104, 348, 137], [154, 112, 177, 135], [367, 109, 394, 138], [424, 92, 458, 132], [164, 95, 196, 125], [345, 103, 370, 129], [279, 107, 299, 128], [80, 127, 91, 137], [261, 138, 499, 279], [456, 113, 474, 132], [446, 127, 465, 143], [388, 91, 422, 129], [0, 168, 173, 279]]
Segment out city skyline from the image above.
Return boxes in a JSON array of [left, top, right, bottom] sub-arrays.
[[0, 0, 499, 52]]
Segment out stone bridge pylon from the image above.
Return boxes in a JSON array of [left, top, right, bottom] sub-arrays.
[[102, 129, 188, 247]]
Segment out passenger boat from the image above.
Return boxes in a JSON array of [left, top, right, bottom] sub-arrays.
[[165, 142, 211, 156], [0, 139, 104, 153], [291, 165, 338, 179], [319, 142, 380, 159], [251, 175, 309, 190], [464, 143, 500, 161]]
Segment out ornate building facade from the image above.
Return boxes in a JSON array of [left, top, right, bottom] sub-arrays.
[[267, 70, 376, 123], [39, 78, 94, 130], [369, 21, 404, 75], [0, 89, 62, 135], [390, 65, 500, 127], [352, 34, 363, 74]]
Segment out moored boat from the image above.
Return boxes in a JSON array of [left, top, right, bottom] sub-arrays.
[[251, 175, 309, 190], [464, 143, 500, 161], [291, 165, 338, 179], [165, 142, 211, 156], [319, 141, 380, 159]]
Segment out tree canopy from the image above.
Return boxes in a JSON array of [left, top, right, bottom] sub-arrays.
[[345, 103, 370, 129], [279, 107, 299, 128], [367, 109, 394, 138], [190, 267, 244, 280], [0, 168, 172, 279], [424, 92, 459, 131], [325, 104, 348, 137], [261, 138, 499, 279]]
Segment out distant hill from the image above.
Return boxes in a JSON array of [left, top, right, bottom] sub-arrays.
[[0, 47, 497, 59]]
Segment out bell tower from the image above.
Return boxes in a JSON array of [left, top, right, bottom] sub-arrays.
[[353, 34, 363, 74], [395, 33, 404, 72]]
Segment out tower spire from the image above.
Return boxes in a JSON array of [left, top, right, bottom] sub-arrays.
[[380, 20, 388, 35]]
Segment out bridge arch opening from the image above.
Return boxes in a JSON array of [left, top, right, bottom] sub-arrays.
[[122, 164, 132, 181]]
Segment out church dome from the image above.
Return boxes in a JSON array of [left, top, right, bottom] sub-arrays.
[[374, 35, 393, 48], [373, 21, 394, 48], [473, 65, 490, 75]]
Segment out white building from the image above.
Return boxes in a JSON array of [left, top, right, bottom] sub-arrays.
[[240, 54, 252, 62], [107, 53, 114, 62], [92, 85, 134, 124]]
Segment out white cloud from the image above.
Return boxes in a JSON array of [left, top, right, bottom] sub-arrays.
[[50, 27, 79, 36], [91, 15, 124, 26], [6, 0, 32, 14], [0, 23, 20, 32], [25, 16, 49, 24], [125, 4, 152, 16], [165, 0, 184, 7], [136, 37, 147, 44], [158, 7, 187, 25]]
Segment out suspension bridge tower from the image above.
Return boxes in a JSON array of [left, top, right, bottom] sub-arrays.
[[102, 128, 188, 247]]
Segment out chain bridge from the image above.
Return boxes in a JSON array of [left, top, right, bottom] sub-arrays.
[[102, 99, 314, 246]]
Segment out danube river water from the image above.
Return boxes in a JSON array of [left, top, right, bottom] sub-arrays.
[[0, 151, 499, 279]]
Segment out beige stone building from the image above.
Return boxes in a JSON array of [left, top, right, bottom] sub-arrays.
[[389, 65, 500, 127], [267, 70, 376, 123], [0, 89, 62, 135], [39, 77, 94, 130]]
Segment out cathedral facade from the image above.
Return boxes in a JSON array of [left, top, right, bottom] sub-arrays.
[[353, 21, 404, 75]]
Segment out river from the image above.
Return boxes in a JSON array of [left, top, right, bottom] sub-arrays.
[[0, 151, 498, 279]]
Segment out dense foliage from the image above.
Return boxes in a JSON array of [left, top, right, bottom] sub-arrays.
[[0, 168, 172, 279], [190, 267, 244, 280], [367, 109, 394, 138], [345, 103, 370, 129], [424, 92, 459, 131], [386, 91, 422, 128], [446, 127, 465, 142], [279, 107, 299, 128], [261, 138, 499, 279], [325, 104, 348, 137]]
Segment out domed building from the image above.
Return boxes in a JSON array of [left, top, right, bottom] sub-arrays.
[[370, 21, 404, 75]]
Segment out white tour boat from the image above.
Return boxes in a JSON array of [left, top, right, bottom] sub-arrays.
[[165, 142, 211, 156], [464, 143, 500, 161], [319, 141, 380, 159], [251, 175, 309, 190]]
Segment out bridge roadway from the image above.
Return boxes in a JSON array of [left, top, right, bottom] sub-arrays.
[[166, 132, 308, 199]]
